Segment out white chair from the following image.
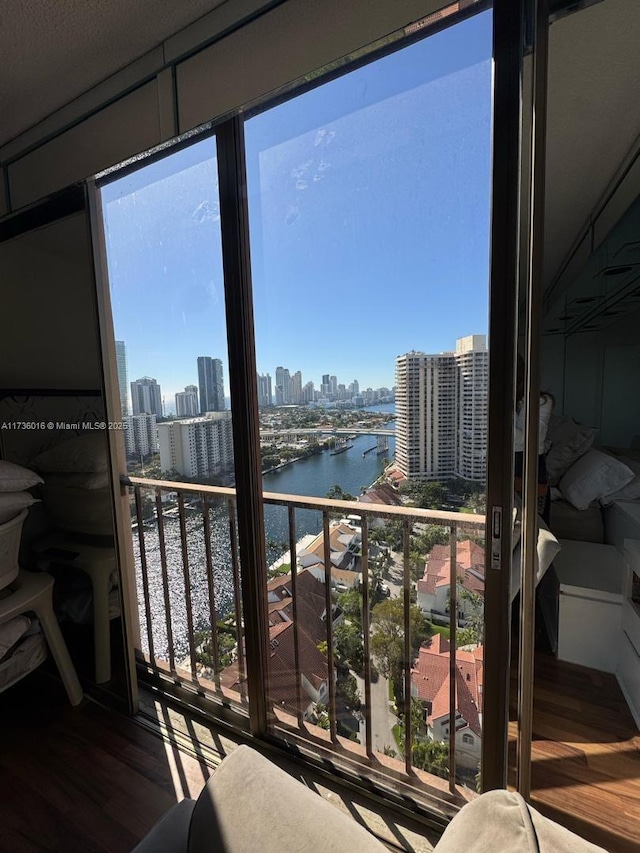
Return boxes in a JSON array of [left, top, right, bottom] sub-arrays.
[[0, 510, 83, 705]]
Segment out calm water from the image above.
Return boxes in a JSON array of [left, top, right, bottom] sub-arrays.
[[135, 404, 395, 658]]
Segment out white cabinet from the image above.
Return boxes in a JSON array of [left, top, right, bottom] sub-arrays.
[[616, 539, 640, 727], [554, 540, 623, 673]]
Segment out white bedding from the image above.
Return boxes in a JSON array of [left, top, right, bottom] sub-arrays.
[[510, 517, 562, 603]]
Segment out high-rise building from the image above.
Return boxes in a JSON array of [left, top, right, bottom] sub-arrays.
[[124, 413, 158, 458], [329, 375, 337, 396], [115, 340, 129, 416], [158, 412, 234, 478], [302, 381, 315, 403], [175, 385, 199, 417], [257, 373, 273, 407], [395, 335, 488, 482], [130, 376, 163, 417], [291, 370, 302, 404], [197, 356, 225, 413], [351, 379, 359, 397], [275, 366, 292, 404]]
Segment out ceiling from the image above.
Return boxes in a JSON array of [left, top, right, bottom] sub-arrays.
[[0, 0, 227, 147], [0, 0, 638, 294]]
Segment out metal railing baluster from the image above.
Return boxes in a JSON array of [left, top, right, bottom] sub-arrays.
[[154, 487, 176, 676], [448, 524, 458, 792], [322, 511, 337, 742], [177, 493, 199, 683], [228, 497, 246, 701], [133, 485, 155, 664], [403, 517, 412, 775], [360, 515, 373, 758], [287, 505, 304, 728], [201, 494, 221, 690]]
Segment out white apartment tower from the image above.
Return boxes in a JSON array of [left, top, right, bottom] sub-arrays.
[[395, 336, 488, 482], [158, 411, 234, 478], [130, 376, 163, 417], [124, 414, 158, 458], [175, 386, 199, 417]]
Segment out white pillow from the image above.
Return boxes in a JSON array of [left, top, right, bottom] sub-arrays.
[[559, 449, 634, 511], [0, 616, 31, 661], [0, 460, 43, 492], [0, 492, 39, 524], [30, 433, 108, 474], [545, 416, 598, 485], [600, 456, 640, 506]]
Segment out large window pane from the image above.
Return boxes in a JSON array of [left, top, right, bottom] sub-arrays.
[[100, 139, 247, 708], [245, 11, 492, 788]]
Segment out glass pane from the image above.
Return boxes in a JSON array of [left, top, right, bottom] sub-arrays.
[[245, 10, 492, 789], [100, 139, 247, 709]]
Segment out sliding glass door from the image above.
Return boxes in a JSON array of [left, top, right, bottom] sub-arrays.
[[92, 0, 539, 810]]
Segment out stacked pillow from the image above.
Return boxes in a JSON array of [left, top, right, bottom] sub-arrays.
[[545, 415, 598, 485], [30, 433, 112, 536], [0, 460, 42, 524], [559, 448, 635, 511]]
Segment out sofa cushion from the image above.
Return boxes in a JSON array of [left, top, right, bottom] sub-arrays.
[[433, 790, 606, 853], [131, 798, 195, 853], [188, 745, 386, 853]]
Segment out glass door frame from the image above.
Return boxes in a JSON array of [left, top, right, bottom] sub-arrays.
[[87, 0, 546, 801]]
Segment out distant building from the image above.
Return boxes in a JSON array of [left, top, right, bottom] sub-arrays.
[[124, 413, 158, 458], [291, 370, 303, 404], [275, 366, 291, 404], [115, 340, 128, 416], [197, 356, 225, 413], [130, 376, 163, 417], [158, 411, 233, 477], [175, 385, 199, 417], [257, 372, 272, 407], [411, 634, 483, 772], [395, 335, 488, 482]]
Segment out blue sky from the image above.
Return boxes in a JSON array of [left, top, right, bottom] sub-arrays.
[[102, 10, 492, 410]]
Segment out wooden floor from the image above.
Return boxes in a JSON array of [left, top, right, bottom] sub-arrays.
[[1, 659, 638, 852], [0, 674, 212, 852], [509, 652, 640, 853]]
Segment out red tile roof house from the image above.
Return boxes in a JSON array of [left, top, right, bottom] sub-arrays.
[[298, 521, 362, 584], [416, 540, 485, 627], [222, 569, 337, 720], [411, 634, 484, 773]]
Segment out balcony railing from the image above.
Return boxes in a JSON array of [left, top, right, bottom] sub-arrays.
[[124, 475, 485, 804]]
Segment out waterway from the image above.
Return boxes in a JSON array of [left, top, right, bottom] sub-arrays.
[[133, 404, 395, 658]]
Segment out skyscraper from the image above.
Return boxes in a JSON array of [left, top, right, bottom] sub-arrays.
[[291, 370, 303, 404], [197, 356, 225, 413], [175, 385, 199, 417], [275, 366, 292, 404], [123, 413, 158, 458], [130, 376, 163, 417], [257, 373, 273, 407], [115, 340, 128, 415], [395, 336, 488, 482], [158, 412, 234, 478]]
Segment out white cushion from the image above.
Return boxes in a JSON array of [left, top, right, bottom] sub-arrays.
[[31, 433, 108, 473], [0, 616, 31, 661], [560, 449, 634, 511], [600, 456, 640, 506], [0, 492, 39, 524], [545, 416, 597, 485], [0, 460, 43, 492]]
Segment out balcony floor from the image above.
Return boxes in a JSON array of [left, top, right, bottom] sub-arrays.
[[509, 652, 640, 853]]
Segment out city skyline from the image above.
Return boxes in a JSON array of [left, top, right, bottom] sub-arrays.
[[101, 11, 491, 405]]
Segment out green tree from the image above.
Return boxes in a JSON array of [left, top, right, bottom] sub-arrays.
[[412, 525, 450, 556], [458, 586, 484, 644], [411, 740, 449, 779], [370, 599, 432, 694], [334, 622, 364, 673], [327, 483, 355, 501], [337, 589, 363, 626], [395, 696, 426, 751], [337, 671, 361, 712]]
